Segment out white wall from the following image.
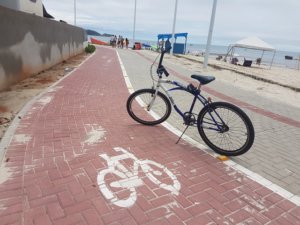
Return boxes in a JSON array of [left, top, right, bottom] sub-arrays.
[[0, 0, 20, 10], [0, 5, 85, 91], [0, 0, 43, 16]]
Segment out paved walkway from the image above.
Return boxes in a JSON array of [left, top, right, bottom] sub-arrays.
[[0, 46, 300, 225], [117, 48, 300, 197]]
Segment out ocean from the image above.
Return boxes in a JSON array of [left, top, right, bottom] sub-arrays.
[[89, 35, 300, 69]]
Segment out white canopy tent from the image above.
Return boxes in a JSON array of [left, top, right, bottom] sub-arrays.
[[225, 36, 276, 68]]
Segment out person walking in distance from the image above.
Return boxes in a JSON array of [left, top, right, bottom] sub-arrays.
[[125, 38, 129, 49]]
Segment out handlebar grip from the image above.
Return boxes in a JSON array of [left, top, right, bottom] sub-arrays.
[[163, 45, 172, 53], [164, 69, 169, 77], [157, 65, 169, 77]]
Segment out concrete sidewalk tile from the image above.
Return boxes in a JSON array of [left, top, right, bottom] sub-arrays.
[[207, 198, 232, 217], [52, 214, 86, 225], [150, 195, 174, 208], [173, 194, 193, 208], [186, 214, 214, 225], [29, 194, 58, 208], [121, 217, 139, 225], [275, 199, 297, 212], [145, 218, 170, 225], [0, 189, 22, 200], [47, 202, 65, 220], [226, 208, 254, 224], [128, 204, 150, 224], [146, 207, 172, 220], [136, 195, 153, 211], [102, 208, 132, 224], [0, 201, 22, 217], [82, 209, 104, 225], [291, 207, 300, 219], [262, 205, 285, 220], [168, 203, 192, 221], [165, 214, 185, 225], [64, 199, 92, 215], [1, 214, 23, 225], [186, 201, 211, 216], [282, 213, 300, 225], [224, 198, 247, 212], [23, 206, 46, 225], [33, 214, 52, 225], [25, 184, 42, 200]]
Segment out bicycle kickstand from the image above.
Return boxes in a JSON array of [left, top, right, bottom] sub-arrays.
[[176, 125, 190, 144]]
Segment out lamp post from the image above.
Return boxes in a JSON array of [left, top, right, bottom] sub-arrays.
[[203, 0, 218, 69], [74, 0, 77, 26], [132, 0, 137, 48], [171, 0, 178, 55]]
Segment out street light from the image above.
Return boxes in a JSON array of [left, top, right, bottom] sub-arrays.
[[203, 0, 218, 69], [171, 0, 178, 55], [132, 0, 137, 47], [74, 0, 77, 26]]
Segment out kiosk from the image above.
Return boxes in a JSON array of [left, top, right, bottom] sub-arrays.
[[157, 33, 188, 54]]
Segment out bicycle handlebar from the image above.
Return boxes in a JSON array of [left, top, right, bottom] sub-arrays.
[[156, 65, 169, 77], [163, 45, 172, 54], [156, 46, 172, 77]]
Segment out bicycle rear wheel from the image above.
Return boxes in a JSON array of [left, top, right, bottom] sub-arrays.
[[126, 89, 171, 125], [197, 102, 254, 156]]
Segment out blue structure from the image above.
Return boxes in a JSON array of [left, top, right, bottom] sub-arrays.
[[157, 33, 188, 54]]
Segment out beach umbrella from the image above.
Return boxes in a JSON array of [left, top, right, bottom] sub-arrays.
[[203, 0, 218, 69]]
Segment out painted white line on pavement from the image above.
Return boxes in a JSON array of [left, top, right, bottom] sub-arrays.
[[97, 147, 181, 208], [116, 50, 300, 207]]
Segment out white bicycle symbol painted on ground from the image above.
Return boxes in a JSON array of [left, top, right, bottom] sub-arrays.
[[97, 147, 181, 208]]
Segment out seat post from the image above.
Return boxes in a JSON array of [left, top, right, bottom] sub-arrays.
[[197, 83, 201, 90]]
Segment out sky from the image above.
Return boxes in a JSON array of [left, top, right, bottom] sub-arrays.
[[43, 0, 300, 52]]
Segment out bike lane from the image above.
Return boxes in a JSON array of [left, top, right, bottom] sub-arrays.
[[118, 48, 300, 197], [0, 46, 299, 225]]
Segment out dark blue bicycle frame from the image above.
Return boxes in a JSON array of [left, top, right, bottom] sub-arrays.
[[154, 47, 225, 132], [167, 81, 208, 118]]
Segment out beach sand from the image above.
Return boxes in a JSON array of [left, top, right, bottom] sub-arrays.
[[0, 48, 300, 143]]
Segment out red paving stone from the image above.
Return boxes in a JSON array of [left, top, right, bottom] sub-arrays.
[[0, 46, 300, 225]]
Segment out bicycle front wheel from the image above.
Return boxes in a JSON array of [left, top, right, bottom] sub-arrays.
[[126, 89, 171, 125], [197, 102, 254, 156]]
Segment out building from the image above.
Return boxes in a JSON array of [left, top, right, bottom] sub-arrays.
[[0, 0, 43, 17]]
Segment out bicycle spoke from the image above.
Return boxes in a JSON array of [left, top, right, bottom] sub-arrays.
[[198, 102, 254, 156]]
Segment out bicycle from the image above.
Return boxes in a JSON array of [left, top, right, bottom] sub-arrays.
[[126, 46, 255, 156], [97, 147, 181, 208]]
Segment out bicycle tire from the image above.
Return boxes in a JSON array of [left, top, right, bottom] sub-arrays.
[[197, 102, 255, 156], [126, 89, 172, 125]]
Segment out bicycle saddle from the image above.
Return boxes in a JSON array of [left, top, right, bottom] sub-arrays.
[[191, 74, 215, 85]]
